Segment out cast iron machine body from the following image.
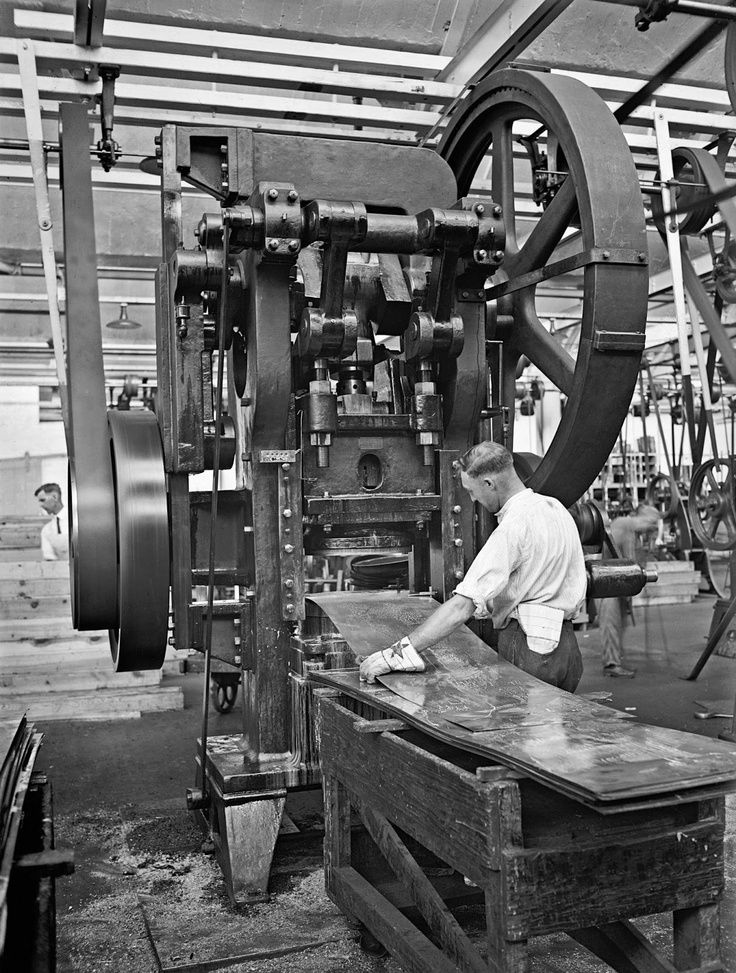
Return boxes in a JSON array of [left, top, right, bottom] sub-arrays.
[[65, 70, 652, 904]]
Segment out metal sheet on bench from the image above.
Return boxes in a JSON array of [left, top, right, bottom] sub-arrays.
[[308, 592, 736, 808]]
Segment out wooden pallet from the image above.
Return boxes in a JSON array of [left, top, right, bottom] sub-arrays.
[[633, 560, 700, 606], [0, 550, 183, 720]]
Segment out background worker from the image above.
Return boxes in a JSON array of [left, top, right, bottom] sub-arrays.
[[597, 503, 660, 678], [34, 482, 69, 561], [359, 441, 588, 691]]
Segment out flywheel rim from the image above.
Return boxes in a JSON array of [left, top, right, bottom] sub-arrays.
[[108, 410, 171, 671], [439, 69, 648, 507]]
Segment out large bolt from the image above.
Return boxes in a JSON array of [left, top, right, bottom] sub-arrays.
[[475, 204, 485, 215], [283, 543, 295, 553], [287, 190, 298, 203], [286, 603, 295, 613], [267, 188, 279, 200], [454, 538, 463, 547], [288, 240, 299, 252], [452, 505, 462, 514], [454, 569, 465, 580], [283, 508, 292, 518], [477, 250, 487, 260], [284, 579, 294, 589], [268, 239, 279, 251], [493, 250, 504, 261], [493, 205, 502, 217]]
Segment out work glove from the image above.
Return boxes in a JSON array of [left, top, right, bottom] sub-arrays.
[[359, 636, 425, 684]]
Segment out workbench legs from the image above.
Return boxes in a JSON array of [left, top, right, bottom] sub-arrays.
[[319, 696, 727, 973], [207, 781, 286, 906]]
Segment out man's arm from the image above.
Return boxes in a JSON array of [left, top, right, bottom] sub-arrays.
[[407, 594, 477, 653], [358, 593, 477, 683]]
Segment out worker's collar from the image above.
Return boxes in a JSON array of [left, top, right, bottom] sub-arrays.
[[496, 488, 534, 522]]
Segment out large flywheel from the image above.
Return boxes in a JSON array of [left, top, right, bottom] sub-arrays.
[[439, 70, 649, 507], [107, 410, 170, 672]]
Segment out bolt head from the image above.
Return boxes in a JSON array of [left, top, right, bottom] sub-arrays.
[[454, 538, 463, 547], [285, 579, 294, 589], [286, 604, 295, 613], [493, 250, 504, 261], [267, 188, 279, 200], [602, 250, 610, 260], [452, 504, 462, 514], [287, 190, 298, 203], [454, 569, 465, 580], [283, 544, 295, 553], [268, 239, 279, 250], [288, 240, 299, 252], [477, 250, 487, 260], [475, 204, 485, 215], [283, 508, 292, 518], [493, 205, 502, 217]]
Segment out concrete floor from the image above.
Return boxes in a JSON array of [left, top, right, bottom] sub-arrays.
[[36, 593, 736, 972]]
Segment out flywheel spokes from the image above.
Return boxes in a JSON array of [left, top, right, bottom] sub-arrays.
[[439, 69, 649, 506], [688, 459, 736, 551]]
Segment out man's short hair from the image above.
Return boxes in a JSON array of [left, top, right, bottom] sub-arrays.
[[34, 482, 62, 498], [455, 442, 514, 479]]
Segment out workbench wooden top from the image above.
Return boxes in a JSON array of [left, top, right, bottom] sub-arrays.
[[308, 591, 736, 811]]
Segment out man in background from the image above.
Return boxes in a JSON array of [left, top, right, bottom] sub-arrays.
[[34, 482, 69, 561], [597, 504, 660, 678]]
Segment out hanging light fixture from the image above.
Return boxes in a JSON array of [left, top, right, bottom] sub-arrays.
[[105, 302, 142, 330]]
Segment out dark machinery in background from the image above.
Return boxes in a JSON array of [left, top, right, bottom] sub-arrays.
[[62, 69, 654, 903]]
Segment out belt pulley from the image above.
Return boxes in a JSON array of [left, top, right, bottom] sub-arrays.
[[107, 410, 171, 671]]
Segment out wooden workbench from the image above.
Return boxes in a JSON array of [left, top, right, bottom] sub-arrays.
[[317, 691, 728, 973]]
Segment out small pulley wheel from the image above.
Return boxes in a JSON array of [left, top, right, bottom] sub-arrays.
[[646, 472, 679, 520], [211, 676, 240, 714], [650, 147, 716, 236], [108, 410, 171, 671], [687, 459, 736, 551]]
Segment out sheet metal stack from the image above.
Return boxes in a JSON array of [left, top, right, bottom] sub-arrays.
[[310, 592, 736, 812]]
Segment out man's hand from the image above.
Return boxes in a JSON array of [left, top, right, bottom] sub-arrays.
[[359, 636, 425, 683]]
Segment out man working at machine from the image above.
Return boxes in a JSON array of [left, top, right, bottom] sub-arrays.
[[359, 441, 588, 692]]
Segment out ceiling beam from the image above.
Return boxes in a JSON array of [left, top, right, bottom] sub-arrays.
[[436, 0, 574, 85], [74, 0, 107, 48]]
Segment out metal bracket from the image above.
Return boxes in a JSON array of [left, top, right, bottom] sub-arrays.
[[276, 451, 305, 621]]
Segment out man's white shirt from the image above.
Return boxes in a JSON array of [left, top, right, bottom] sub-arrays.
[[454, 489, 586, 652]]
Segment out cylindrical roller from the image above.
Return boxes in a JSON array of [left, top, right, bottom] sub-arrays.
[[587, 559, 657, 600], [108, 410, 171, 671]]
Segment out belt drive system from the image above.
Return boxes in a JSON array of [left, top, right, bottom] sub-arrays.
[[61, 103, 170, 671]]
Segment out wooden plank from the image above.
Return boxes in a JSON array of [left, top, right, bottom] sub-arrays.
[[0, 669, 160, 694], [0, 618, 94, 641], [331, 866, 462, 973], [506, 821, 724, 936], [570, 920, 679, 973], [0, 562, 70, 581], [354, 796, 488, 973], [0, 686, 184, 721], [319, 697, 500, 886], [0, 594, 72, 620], [0, 578, 70, 598]]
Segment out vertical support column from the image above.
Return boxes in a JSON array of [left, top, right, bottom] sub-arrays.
[[483, 777, 528, 973], [241, 258, 295, 760], [674, 797, 723, 970], [158, 125, 191, 651]]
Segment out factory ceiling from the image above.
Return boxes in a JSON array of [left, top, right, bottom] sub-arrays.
[[0, 0, 734, 395]]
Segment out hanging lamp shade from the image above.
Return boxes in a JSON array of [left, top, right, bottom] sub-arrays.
[[105, 302, 142, 330]]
